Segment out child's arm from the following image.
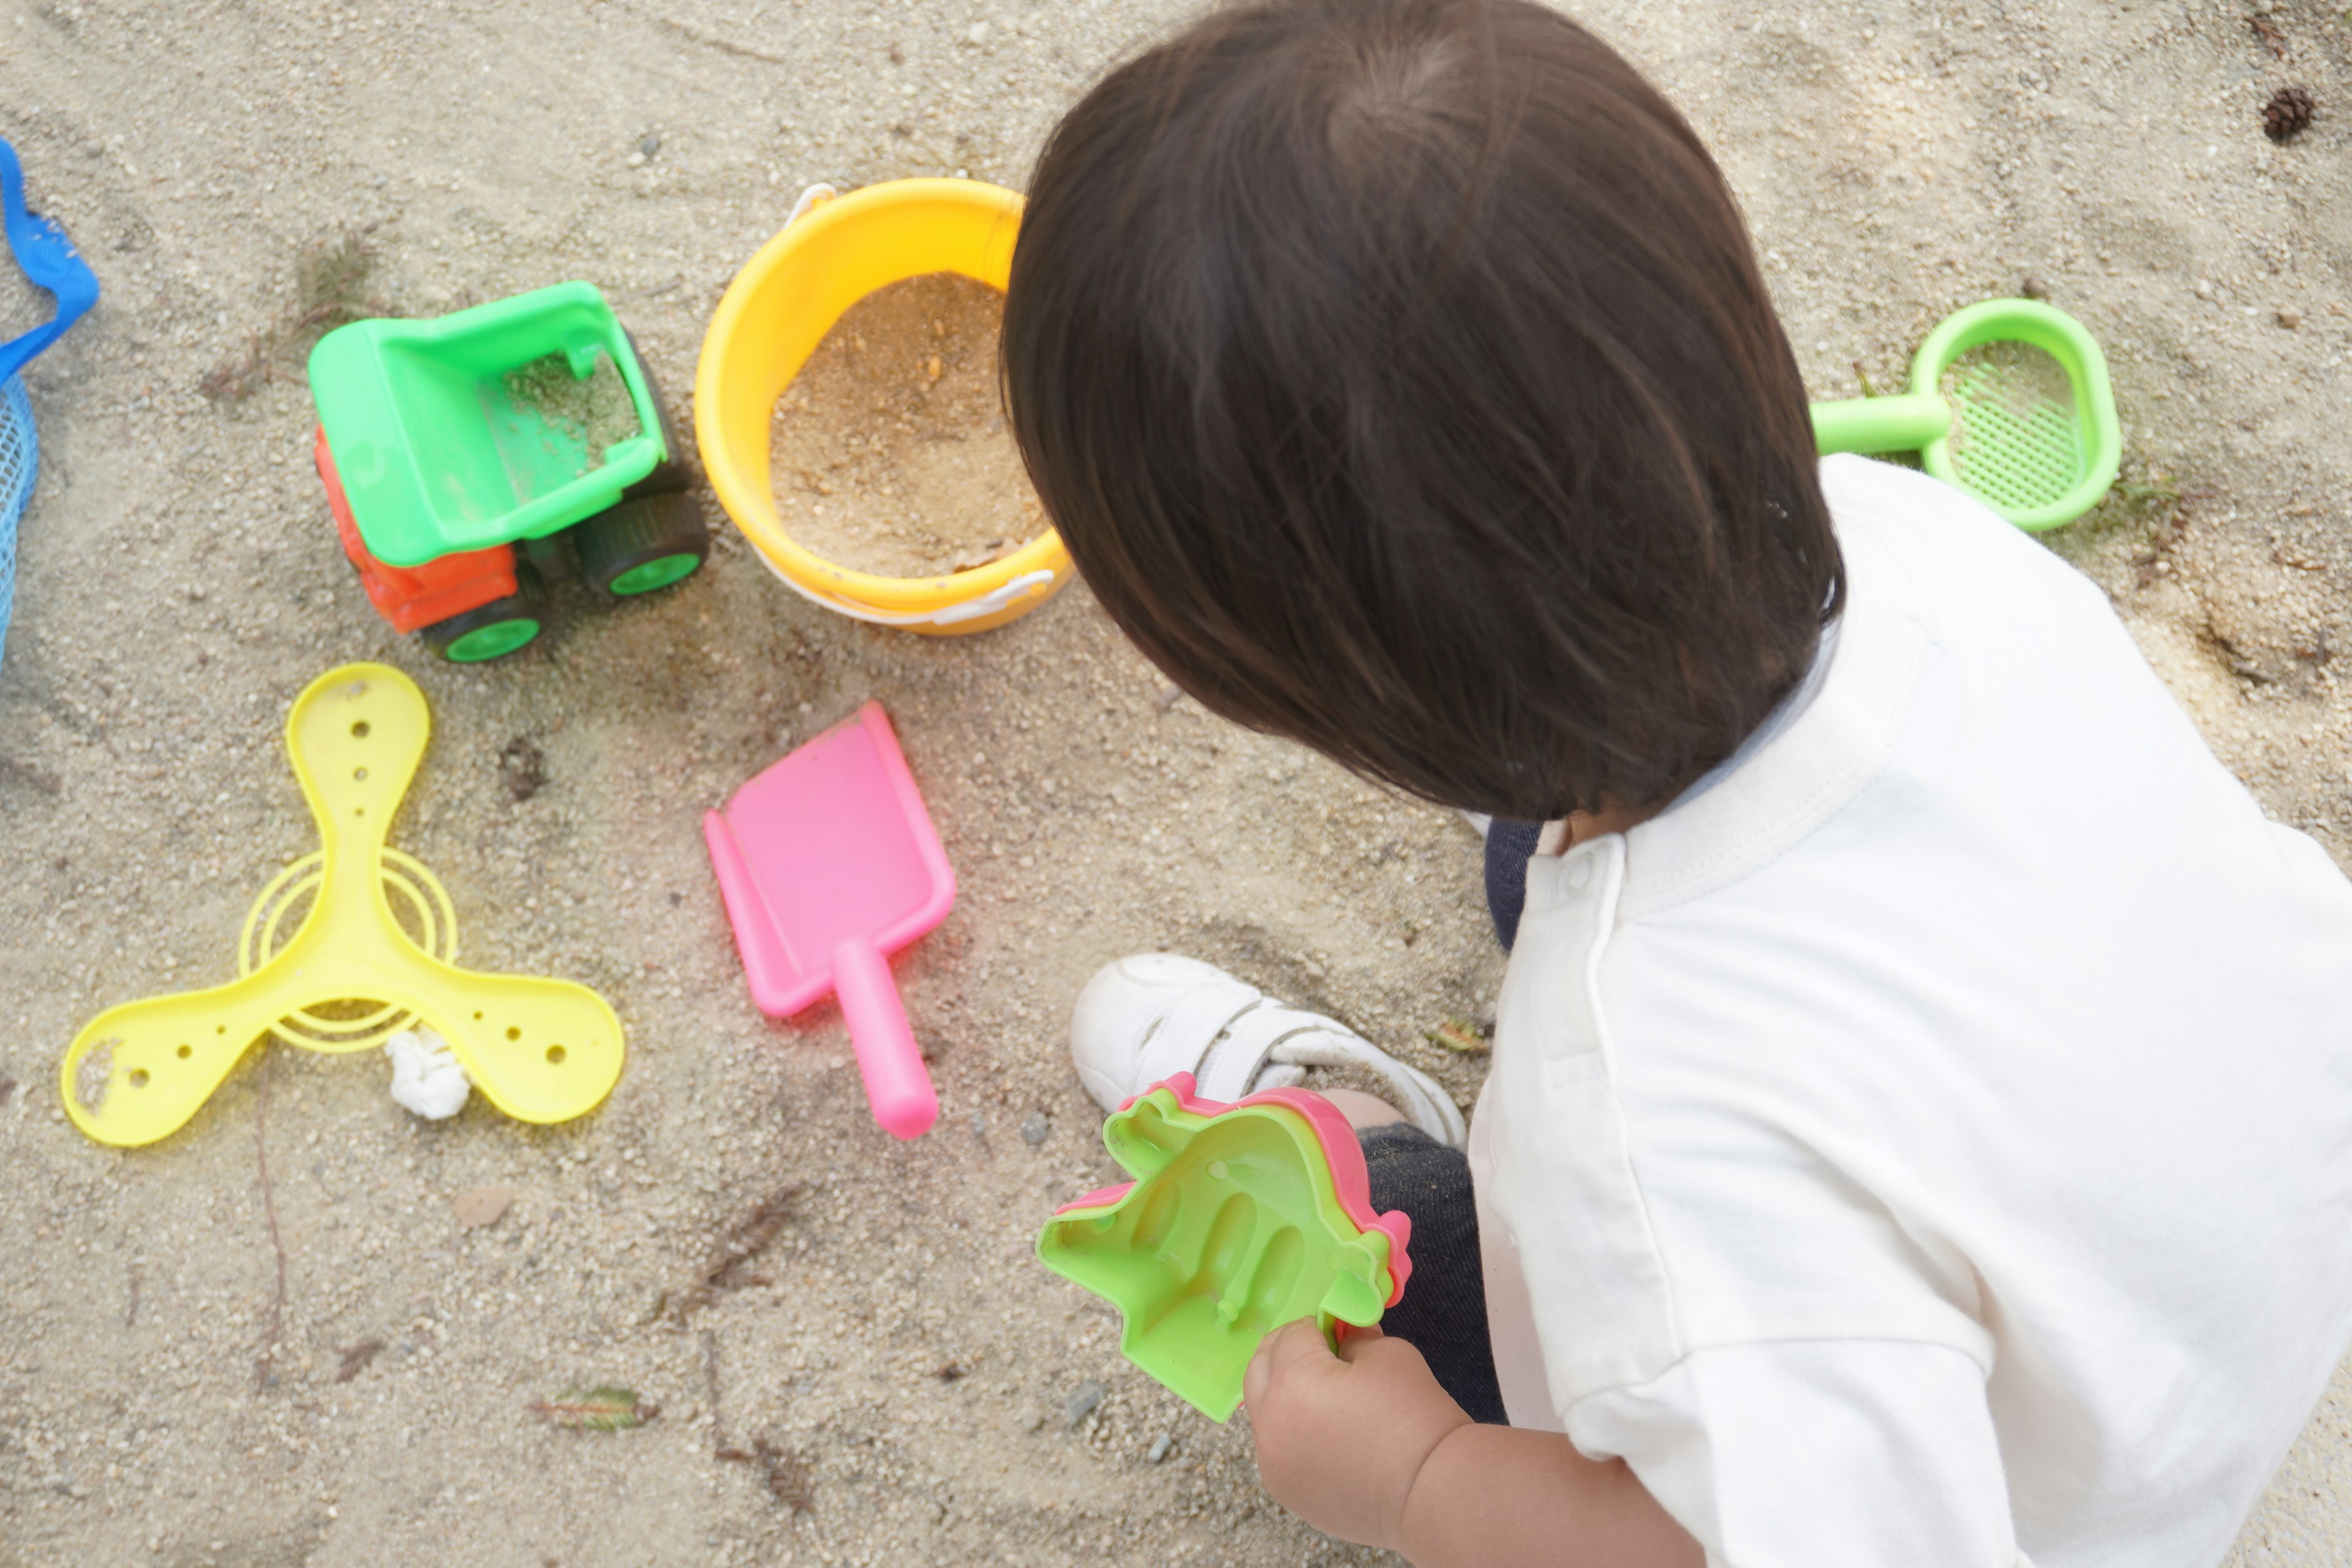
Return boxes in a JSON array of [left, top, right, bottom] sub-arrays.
[[1244, 1322, 1701, 1568]]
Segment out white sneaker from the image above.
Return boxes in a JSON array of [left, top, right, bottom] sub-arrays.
[[1068, 953, 1466, 1147]]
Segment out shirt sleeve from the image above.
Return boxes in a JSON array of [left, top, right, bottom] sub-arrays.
[[1564, 1339, 2022, 1568]]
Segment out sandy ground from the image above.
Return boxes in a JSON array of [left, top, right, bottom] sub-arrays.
[[1, 1, 2350, 1564]]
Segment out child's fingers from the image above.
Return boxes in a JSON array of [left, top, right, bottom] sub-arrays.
[[1245, 1317, 1336, 1408], [1333, 1323, 1386, 1362]]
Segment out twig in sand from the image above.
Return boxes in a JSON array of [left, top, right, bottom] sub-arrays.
[[717, 1437, 815, 1514], [254, 1052, 288, 1391], [2250, 14, 2288, 59], [606, 0, 794, 66], [701, 1329, 729, 1454], [0, 756, 61, 794], [704, 1332, 814, 1515], [197, 328, 283, 404], [663, 1183, 807, 1321], [760, 1442, 815, 1513], [334, 1339, 385, 1382], [203, 228, 389, 404]]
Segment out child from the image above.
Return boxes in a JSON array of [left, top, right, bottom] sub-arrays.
[[1002, 2, 2352, 1565]]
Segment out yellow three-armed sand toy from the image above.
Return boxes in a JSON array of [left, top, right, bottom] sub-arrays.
[[696, 178, 1069, 634], [61, 663, 624, 1147]]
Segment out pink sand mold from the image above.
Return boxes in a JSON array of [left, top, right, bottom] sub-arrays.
[[703, 701, 954, 1139]]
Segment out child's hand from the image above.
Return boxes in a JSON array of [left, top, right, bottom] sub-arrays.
[[1242, 1321, 1471, 1551]]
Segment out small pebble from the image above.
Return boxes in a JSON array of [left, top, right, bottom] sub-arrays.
[[1023, 1409, 1047, 1433], [1148, 1433, 1174, 1463], [1020, 1112, 1050, 1147], [500, 737, 546, 802], [1064, 1379, 1105, 1427], [453, 1186, 512, 1230], [2019, 275, 2049, 301], [970, 1112, 987, 1139], [966, 21, 993, 45], [2277, 306, 2304, 329], [639, 132, 662, 159], [2195, 278, 2216, 301]]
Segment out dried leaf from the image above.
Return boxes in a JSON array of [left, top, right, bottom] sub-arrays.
[[531, 1386, 657, 1432], [1423, 1015, 1490, 1055]]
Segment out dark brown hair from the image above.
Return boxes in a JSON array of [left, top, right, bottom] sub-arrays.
[[1003, 0, 1839, 819]]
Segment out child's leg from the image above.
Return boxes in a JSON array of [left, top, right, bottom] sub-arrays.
[[1357, 1121, 1506, 1425]]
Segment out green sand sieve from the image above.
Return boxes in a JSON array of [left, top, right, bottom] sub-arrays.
[[1811, 299, 2122, 533]]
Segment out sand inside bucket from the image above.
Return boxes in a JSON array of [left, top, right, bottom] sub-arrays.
[[769, 273, 1045, 579]]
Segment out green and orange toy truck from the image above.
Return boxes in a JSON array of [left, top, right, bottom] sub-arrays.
[[309, 282, 707, 662]]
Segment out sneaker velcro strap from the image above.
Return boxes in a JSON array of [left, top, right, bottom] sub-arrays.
[[1269, 1033, 1465, 1145], [1197, 1004, 1349, 1104], [1133, 976, 1262, 1096]]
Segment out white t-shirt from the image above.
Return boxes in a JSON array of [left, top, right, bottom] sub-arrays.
[[1471, 454, 2352, 1568]]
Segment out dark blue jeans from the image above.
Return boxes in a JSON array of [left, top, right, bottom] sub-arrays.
[[1354, 818, 1541, 1425]]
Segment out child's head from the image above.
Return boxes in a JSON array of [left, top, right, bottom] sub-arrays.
[[1003, 0, 1838, 820]]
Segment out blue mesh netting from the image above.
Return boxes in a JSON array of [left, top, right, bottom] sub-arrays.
[[0, 133, 97, 678], [0, 373, 36, 664]]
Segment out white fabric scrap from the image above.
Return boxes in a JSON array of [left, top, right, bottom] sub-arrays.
[[386, 1027, 471, 1120]]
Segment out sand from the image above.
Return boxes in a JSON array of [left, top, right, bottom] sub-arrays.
[[4, 3, 2352, 1566], [501, 350, 642, 481], [769, 273, 1042, 579]]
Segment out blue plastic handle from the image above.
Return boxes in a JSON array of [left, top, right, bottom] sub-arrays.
[[0, 135, 99, 385]]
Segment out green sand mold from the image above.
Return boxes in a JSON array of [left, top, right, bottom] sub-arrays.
[[1037, 1080, 1405, 1422], [309, 281, 666, 568]]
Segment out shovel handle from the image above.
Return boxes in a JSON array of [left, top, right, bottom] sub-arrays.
[[832, 938, 939, 1140], [1811, 392, 1951, 458]]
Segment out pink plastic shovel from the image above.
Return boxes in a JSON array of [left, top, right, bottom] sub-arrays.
[[703, 702, 955, 1139]]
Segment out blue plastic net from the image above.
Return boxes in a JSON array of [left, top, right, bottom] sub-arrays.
[[0, 374, 35, 661], [0, 134, 96, 677]]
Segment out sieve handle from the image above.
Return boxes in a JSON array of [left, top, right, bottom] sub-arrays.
[[1811, 393, 1951, 458]]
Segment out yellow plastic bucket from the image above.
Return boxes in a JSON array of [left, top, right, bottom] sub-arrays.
[[695, 179, 1069, 635]]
